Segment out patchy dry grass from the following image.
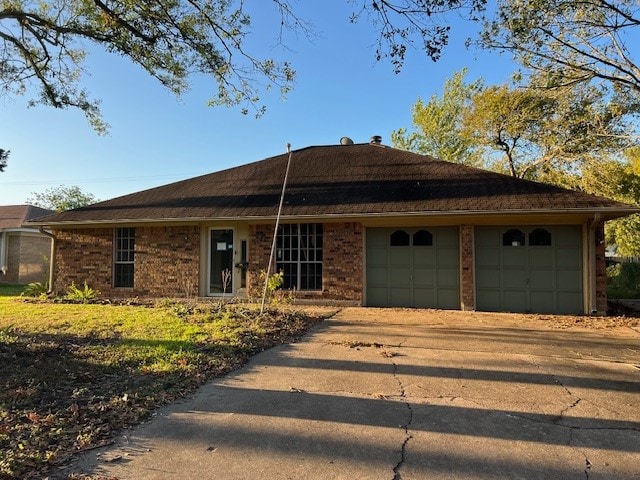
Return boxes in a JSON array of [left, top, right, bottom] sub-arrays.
[[0, 297, 330, 479]]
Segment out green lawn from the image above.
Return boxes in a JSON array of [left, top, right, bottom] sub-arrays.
[[0, 284, 26, 297], [0, 296, 331, 478]]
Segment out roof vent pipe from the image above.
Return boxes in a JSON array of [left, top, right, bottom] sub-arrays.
[[370, 135, 382, 145]]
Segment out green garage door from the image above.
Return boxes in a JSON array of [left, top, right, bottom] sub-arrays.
[[475, 226, 583, 314], [366, 227, 459, 309]]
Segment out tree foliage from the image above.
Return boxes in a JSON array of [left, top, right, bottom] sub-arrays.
[[391, 68, 484, 166], [27, 185, 98, 212], [349, 0, 487, 72], [395, 71, 637, 178], [0, 0, 496, 131], [482, 0, 640, 95], [539, 150, 640, 257], [0, 0, 300, 131], [460, 78, 636, 178], [0, 148, 8, 172]]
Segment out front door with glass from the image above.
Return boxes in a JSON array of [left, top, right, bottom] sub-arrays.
[[210, 229, 234, 295]]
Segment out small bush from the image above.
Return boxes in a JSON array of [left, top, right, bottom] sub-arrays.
[[65, 281, 100, 303], [21, 281, 49, 298], [249, 270, 293, 306], [607, 261, 640, 298]]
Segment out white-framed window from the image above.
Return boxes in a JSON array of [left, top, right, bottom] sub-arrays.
[[114, 227, 135, 288], [276, 223, 323, 291]]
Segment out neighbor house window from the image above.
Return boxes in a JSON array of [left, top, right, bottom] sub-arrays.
[[114, 227, 135, 288], [276, 223, 323, 290]]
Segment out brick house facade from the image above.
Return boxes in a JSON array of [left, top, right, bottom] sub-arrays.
[[0, 233, 52, 285], [31, 143, 636, 314], [53, 226, 200, 297], [1, 205, 55, 285]]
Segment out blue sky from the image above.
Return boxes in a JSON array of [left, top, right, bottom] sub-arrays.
[[0, 2, 513, 205]]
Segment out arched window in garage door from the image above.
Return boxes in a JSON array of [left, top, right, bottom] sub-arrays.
[[502, 229, 525, 247], [413, 229, 433, 246], [529, 228, 552, 246], [390, 230, 410, 246]]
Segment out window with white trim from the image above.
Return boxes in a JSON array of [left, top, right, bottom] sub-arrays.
[[276, 223, 323, 290], [114, 227, 135, 288]]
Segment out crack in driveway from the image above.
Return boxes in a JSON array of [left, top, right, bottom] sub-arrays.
[[387, 339, 413, 480]]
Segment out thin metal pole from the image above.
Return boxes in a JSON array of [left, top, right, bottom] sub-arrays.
[[260, 143, 293, 313]]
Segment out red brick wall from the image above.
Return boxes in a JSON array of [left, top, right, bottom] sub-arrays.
[[247, 222, 363, 302], [53, 226, 200, 297], [323, 222, 363, 301], [135, 226, 200, 297], [53, 228, 114, 294], [595, 222, 607, 314], [460, 225, 475, 311], [247, 224, 273, 294]]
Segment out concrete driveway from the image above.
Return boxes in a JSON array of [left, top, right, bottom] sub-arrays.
[[68, 308, 640, 479]]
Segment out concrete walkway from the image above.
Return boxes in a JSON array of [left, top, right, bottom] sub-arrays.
[[67, 308, 640, 479]]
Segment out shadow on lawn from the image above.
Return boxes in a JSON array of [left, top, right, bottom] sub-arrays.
[[0, 330, 248, 479]]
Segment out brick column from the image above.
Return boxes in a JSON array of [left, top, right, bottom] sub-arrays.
[[323, 222, 363, 302], [247, 224, 274, 296], [460, 225, 475, 311]]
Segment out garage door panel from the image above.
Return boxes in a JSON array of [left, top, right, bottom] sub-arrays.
[[477, 290, 501, 311], [475, 229, 498, 246], [558, 292, 583, 314], [437, 268, 459, 288], [390, 288, 411, 306], [529, 269, 555, 290], [436, 247, 458, 266], [530, 291, 556, 313], [557, 270, 582, 291], [529, 251, 554, 267], [367, 247, 388, 266], [367, 287, 388, 306], [366, 227, 459, 309], [502, 269, 527, 288], [390, 267, 410, 286], [438, 289, 461, 309], [556, 248, 581, 268], [413, 249, 435, 266], [437, 228, 459, 245], [368, 267, 388, 286], [476, 247, 499, 267], [555, 227, 581, 246], [502, 248, 526, 266], [475, 226, 583, 314], [413, 268, 434, 287], [413, 289, 435, 307], [367, 229, 387, 247], [477, 268, 500, 288], [390, 249, 410, 265], [503, 291, 528, 312]]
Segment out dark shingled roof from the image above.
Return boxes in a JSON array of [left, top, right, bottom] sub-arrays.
[[0, 205, 55, 229], [33, 144, 636, 225]]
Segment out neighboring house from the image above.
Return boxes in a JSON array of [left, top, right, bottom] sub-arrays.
[[30, 139, 639, 314], [0, 205, 55, 285]]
